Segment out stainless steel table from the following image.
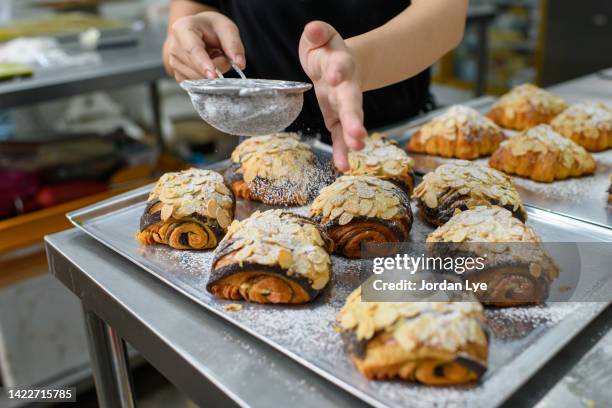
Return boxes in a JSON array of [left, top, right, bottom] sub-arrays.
[[0, 29, 167, 150], [45, 70, 612, 407], [45, 230, 370, 408], [45, 229, 612, 408]]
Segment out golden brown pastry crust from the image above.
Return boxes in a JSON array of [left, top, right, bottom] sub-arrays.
[[225, 133, 335, 206], [489, 124, 596, 182], [310, 176, 412, 258], [407, 105, 506, 159], [337, 287, 488, 385], [346, 133, 415, 194], [412, 161, 526, 226], [136, 169, 234, 250], [426, 206, 559, 306], [207, 210, 333, 304], [487, 84, 568, 130], [551, 102, 612, 152]]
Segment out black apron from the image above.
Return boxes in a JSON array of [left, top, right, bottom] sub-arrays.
[[195, 0, 433, 141]]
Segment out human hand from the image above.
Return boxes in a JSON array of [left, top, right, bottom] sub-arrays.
[[299, 21, 367, 171], [164, 11, 245, 82]]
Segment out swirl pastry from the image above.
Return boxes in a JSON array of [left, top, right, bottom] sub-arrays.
[[207, 210, 333, 304], [489, 124, 596, 182], [346, 133, 415, 194], [407, 105, 506, 159], [487, 84, 568, 130], [550, 102, 612, 152], [136, 169, 234, 250], [337, 287, 488, 385], [412, 161, 526, 226], [310, 176, 412, 258], [225, 133, 335, 206], [426, 206, 559, 306]]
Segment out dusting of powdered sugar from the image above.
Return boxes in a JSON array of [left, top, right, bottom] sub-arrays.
[[509, 150, 612, 202], [122, 160, 609, 408], [410, 150, 612, 204]]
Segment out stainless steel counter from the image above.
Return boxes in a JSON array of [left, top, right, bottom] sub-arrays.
[[44, 227, 612, 408], [45, 70, 612, 407], [45, 229, 369, 408], [0, 29, 166, 110]]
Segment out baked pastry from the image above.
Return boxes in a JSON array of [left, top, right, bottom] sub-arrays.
[[412, 161, 526, 226], [346, 133, 415, 194], [207, 210, 333, 304], [136, 169, 234, 250], [489, 124, 596, 182], [426, 206, 559, 306], [225, 133, 335, 206], [337, 287, 488, 385], [609, 175, 612, 205], [310, 176, 412, 258], [407, 105, 506, 159], [487, 84, 568, 130], [550, 102, 612, 151]]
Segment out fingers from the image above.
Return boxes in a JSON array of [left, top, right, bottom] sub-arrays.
[[302, 21, 337, 51], [330, 123, 350, 172], [335, 82, 366, 150], [212, 20, 246, 69], [172, 19, 217, 79], [170, 54, 202, 81]]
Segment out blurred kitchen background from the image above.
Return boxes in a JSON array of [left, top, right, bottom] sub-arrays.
[[0, 0, 610, 407]]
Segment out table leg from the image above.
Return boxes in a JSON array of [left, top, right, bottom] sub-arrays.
[[148, 81, 165, 156], [475, 19, 490, 97], [82, 306, 136, 408]]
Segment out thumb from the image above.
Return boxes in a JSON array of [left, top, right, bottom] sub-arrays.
[[302, 21, 337, 51]]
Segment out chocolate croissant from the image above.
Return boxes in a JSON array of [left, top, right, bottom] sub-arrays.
[[426, 206, 559, 306], [225, 133, 336, 206], [345, 133, 415, 194], [407, 105, 506, 159], [412, 161, 526, 226], [310, 176, 412, 258], [207, 210, 333, 304], [136, 169, 234, 250], [489, 124, 596, 182], [487, 83, 568, 131], [337, 287, 488, 385]]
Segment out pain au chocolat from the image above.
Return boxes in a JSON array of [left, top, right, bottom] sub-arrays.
[[412, 161, 526, 226], [310, 176, 412, 258], [426, 206, 559, 306], [346, 133, 415, 194], [137, 169, 234, 250], [337, 287, 488, 385], [207, 210, 333, 304], [407, 105, 506, 159], [487, 84, 568, 130], [225, 133, 335, 206], [550, 102, 612, 152], [489, 124, 596, 182]]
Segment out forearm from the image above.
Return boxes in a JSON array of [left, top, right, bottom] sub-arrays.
[[163, 0, 218, 75], [347, 0, 468, 91]]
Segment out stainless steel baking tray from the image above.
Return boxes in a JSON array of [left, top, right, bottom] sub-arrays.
[[381, 97, 612, 230], [66, 153, 612, 408]]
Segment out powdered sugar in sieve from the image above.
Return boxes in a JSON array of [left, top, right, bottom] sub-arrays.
[[181, 78, 312, 136]]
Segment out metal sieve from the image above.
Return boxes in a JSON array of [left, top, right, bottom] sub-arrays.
[[180, 66, 312, 136]]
